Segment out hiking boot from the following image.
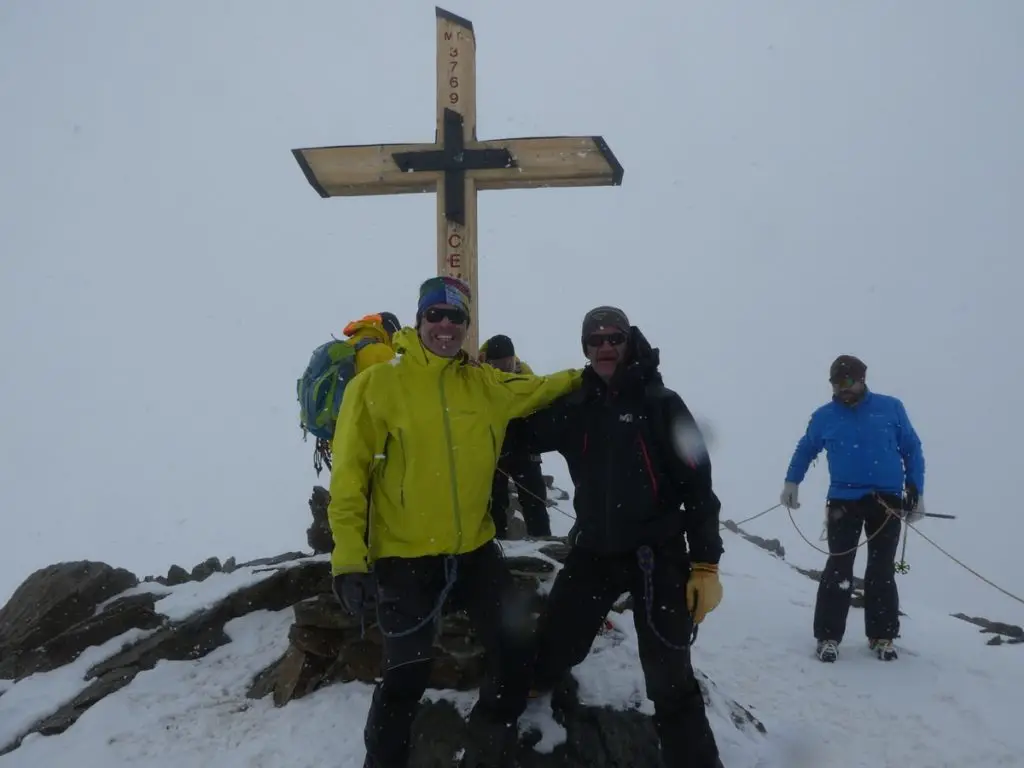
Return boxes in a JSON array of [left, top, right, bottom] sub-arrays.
[[869, 638, 898, 661], [816, 639, 839, 662]]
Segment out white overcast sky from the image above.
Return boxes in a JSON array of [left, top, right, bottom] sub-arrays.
[[2, 0, 1022, 622]]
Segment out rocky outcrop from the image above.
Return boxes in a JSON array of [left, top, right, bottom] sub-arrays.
[[0, 526, 764, 763], [0, 562, 139, 679], [951, 614, 1024, 645], [721, 519, 785, 559], [0, 554, 327, 755]]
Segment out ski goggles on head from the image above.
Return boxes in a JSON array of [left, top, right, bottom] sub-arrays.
[[422, 306, 468, 325], [584, 331, 627, 348]]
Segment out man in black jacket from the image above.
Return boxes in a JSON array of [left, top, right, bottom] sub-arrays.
[[520, 306, 725, 768]]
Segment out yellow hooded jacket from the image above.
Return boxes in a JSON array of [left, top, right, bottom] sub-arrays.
[[327, 328, 581, 574], [343, 315, 396, 373]]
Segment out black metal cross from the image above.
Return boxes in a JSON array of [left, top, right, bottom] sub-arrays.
[[392, 108, 516, 225]]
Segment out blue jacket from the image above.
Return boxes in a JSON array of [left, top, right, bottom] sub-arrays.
[[785, 391, 925, 500]]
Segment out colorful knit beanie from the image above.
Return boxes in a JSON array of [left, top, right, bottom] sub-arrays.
[[416, 276, 472, 325]]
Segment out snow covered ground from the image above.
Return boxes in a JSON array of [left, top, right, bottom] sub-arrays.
[[1, 525, 1021, 768]]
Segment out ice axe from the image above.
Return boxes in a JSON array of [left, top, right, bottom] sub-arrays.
[[921, 512, 956, 520]]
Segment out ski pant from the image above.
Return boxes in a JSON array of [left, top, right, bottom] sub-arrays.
[[532, 545, 721, 768], [363, 541, 533, 767], [814, 493, 902, 643], [489, 453, 551, 537]]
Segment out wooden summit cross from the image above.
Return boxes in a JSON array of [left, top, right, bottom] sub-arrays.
[[292, 7, 624, 353]]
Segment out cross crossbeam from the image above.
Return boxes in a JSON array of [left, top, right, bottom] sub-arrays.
[[293, 7, 623, 353]]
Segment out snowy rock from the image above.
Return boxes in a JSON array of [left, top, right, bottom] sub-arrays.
[[189, 556, 223, 582], [0, 557, 328, 754], [0, 561, 138, 673], [951, 613, 1024, 645], [0, 593, 163, 681], [721, 519, 785, 558], [306, 485, 333, 554], [0, 541, 766, 764]]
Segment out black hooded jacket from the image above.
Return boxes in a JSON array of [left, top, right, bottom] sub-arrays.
[[519, 327, 723, 563]]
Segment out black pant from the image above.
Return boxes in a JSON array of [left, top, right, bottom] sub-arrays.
[[490, 454, 551, 537], [532, 546, 720, 768], [814, 493, 902, 643], [364, 542, 533, 767]]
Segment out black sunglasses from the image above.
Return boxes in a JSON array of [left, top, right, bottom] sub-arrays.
[[830, 376, 858, 389], [423, 306, 468, 325], [585, 331, 627, 348]]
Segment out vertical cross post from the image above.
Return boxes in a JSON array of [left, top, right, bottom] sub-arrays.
[[292, 7, 624, 355]]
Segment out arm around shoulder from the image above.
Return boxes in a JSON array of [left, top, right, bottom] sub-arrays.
[[487, 365, 583, 420]]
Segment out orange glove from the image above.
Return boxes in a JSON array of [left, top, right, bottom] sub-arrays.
[[686, 563, 722, 624]]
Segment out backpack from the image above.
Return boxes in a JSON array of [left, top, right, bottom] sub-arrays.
[[296, 336, 379, 471]]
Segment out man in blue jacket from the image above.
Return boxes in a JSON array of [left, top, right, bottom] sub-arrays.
[[780, 355, 925, 662]]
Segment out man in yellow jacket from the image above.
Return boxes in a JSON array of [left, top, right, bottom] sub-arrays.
[[479, 334, 551, 538], [327, 276, 581, 768]]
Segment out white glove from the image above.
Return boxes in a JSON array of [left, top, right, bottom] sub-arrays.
[[903, 496, 925, 524], [780, 481, 800, 509]]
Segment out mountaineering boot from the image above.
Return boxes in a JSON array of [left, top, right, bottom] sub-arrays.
[[869, 638, 898, 661], [816, 639, 839, 662]]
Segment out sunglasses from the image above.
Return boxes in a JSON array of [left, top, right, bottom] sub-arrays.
[[423, 306, 468, 325], [830, 376, 858, 389], [585, 331, 627, 348]]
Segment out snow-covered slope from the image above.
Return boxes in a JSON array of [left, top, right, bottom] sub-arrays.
[[0, 529, 1020, 768]]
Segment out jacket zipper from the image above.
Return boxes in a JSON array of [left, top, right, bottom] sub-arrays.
[[637, 435, 659, 501], [397, 428, 407, 508], [603, 398, 614, 545], [438, 367, 463, 552]]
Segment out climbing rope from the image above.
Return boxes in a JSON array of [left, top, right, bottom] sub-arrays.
[[501, 466, 1024, 609], [376, 555, 460, 639], [872, 497, 1024, 607], [497, 467, 576, 521], [785, 502, 896, 558], [725, 503, 782, 529], [636, 545, 700, 649]]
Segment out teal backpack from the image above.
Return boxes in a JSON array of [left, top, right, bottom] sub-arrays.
[[297, 336, 379, 473]]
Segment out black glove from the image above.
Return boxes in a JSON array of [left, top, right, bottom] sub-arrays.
[[903, 483, 920, 515], [332, 572, 376, 617]]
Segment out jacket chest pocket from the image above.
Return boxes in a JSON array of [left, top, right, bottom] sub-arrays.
[[822, 416, 858, 449]]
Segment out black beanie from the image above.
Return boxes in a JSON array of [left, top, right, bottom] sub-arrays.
[[581, 306, 630, 351], [482, 334, 515, 360], [379, 312, 401, 336], [830, 355, 867, 382]]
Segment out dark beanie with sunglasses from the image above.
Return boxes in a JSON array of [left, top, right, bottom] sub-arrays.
[[829, 354, 867, 382], [416, 276, 472, 326], [581, 305, 630, 352]]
